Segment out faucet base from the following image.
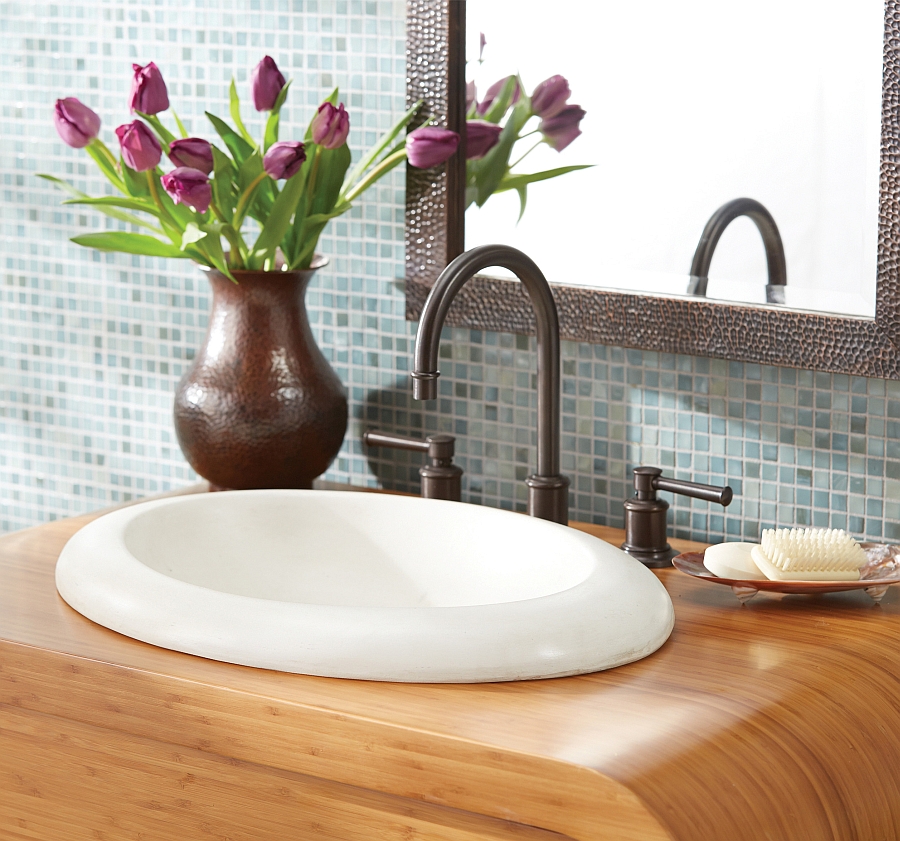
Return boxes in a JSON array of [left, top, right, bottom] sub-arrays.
[[526, 474, 570, 525]]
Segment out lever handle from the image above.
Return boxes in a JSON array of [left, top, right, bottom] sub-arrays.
[[653, 476, 733, 506], [363, 429, 462, 501], [624, 466, 733, 568], [632, 465, 732, 506]]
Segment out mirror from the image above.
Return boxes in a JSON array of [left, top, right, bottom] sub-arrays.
[[463, 0, 883, 317]]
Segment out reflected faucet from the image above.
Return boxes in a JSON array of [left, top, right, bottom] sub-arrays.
[[411, 245, 570, 525], [687, 197, 787, 305]]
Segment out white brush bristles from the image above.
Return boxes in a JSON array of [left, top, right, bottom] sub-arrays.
[[750, 528, 867, 581]]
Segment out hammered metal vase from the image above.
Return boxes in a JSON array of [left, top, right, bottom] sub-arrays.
[[174, 257, 347, 490]]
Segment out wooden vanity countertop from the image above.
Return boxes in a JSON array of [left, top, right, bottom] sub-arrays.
[[2, 489, 900, 841]]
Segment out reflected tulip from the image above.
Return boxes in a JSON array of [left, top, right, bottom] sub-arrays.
[[168, 138, 214, 175], [476, 75, 521, 116], [466, 81, 477, 114], [129, 62, 169, 115], [531, 75, 571, 120], [115, 120, 162, 172], [466, 120, 502, 160], [406, 126, 460, 168], [161, 167, 211, 213], [54, 97, 100, 148], [539, 104, 586, 152], [252, 55, 286, 111], [263, 141, 307, 180], [311, 102, 350, 149]]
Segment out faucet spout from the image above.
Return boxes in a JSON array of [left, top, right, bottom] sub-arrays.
[[688, 197, 787, 305], [411, 245, 570, 524]]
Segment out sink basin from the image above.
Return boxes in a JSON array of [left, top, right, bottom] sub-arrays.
[[55, 490, 674, 682]]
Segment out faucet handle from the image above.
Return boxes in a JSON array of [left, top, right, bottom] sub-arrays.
[[622, 466, 733, 567], [363, 429, 462, 501]]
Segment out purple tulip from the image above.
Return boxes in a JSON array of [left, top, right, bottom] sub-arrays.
[[406, 126, 460, 169], [115, 120, 162, 172], [263, 141, 307, 180], [466, 81, 477, 114], [161, 167, 211, 213], [465, 120, 502, 160], [478, 32, 486, 61], [476, 75, 521, 116], [168, 137, 214, 175], [539, 104, 586, 152], [129, 62, 169, 115], [310, 102, 350, 150], [252, 55, 286, 112], [53, 97, 101, 149], [531, 75, 571, 120]]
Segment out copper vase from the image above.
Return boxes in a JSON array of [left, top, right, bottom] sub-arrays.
[[174, 258, 347, 490]]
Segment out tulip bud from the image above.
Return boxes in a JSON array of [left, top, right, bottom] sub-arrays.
[[539, 104, 586, 152], [54, 98, 101, 149], [310, 102, 350, 150], [530, 75, 571, 120], [129, 62, 169, 115], [466, 81, 477, 114], [252, 55, 286, 112], [161, 167, 212, 214], [465, 120, 502, 160], [115, 120, 162, 172], [405, 127, 460, 169], [263, 141, 307, 180], [476, 76, 521, 116], [168, 138, 214, 175]]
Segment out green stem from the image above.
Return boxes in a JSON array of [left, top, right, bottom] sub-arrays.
[[341, 147, 406, 204], [233, 171, 268, 230], [145, 171, 181, 242], [509, 137, 543, 171]]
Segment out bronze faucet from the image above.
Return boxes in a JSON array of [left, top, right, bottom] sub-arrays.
[[687, 197, 787, 304], [410, 245, 570, 525]]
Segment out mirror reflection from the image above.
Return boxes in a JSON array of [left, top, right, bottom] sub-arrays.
[[463, 0, 883, 317]]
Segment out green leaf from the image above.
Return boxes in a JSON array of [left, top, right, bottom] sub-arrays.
[[38, 173, 87, 199], [172, 110, 189, 139], [249, 169, 307, 267], [199, 221, 236, 281], [206, 112, 254, 167], [61, 195, 164, 231], [342, 99, 422, 194], [211, 145, 237, 222], [497, 164, 594, 194], [516, 185, 527, 223], [263, 79, 292, 152], [62, 195, 160, 216], [119, 159, 152, 198], [70, 232, 187, 258], [481, 75, 519, 125], [229, 79, 256, 146], [84, 143, 125, 192], [310, 142, 352, 218], [181, 222, 208, 249], [473, 118, 518, 207]]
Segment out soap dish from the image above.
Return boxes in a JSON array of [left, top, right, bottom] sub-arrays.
[[672, 543, 900, 604]]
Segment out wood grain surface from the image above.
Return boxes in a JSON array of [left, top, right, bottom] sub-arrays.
[[2, 496, 899, 841]]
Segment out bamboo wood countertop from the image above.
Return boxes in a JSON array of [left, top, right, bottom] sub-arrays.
[[2, 486, 900, 840]]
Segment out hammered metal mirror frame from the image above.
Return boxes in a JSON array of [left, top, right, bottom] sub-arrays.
[[405, 0, 900, 379]]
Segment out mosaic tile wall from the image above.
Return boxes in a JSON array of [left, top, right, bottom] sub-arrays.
[[2, 0, 899, 544]]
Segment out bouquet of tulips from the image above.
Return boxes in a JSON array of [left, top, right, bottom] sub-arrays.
[[462, 71, 590, 220], [43, 57, 436, 280]]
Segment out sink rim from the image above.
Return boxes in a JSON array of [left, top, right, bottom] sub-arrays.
[[55, 490, 675, 683]]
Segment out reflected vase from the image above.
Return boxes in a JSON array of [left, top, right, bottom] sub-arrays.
[[174, 257, 347, 490]]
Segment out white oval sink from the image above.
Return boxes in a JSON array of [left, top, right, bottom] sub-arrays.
[[55, 490, 674, 682]]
